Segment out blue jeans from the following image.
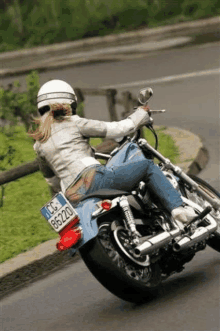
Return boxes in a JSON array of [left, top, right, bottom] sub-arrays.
[[87, 159, 183, 212]]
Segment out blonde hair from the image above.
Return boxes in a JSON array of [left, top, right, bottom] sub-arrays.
[[28, 103, 72, 143]]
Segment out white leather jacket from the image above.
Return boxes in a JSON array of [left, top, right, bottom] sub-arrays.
[[34, 108, 150, 193]]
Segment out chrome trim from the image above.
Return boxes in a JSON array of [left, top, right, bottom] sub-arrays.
[[37, 92, 76, 103], [119, 196, 138, 236], [134, 227, 181, 256], [95, 152, 111, 160], [173, 227, 209, 252], [181, 197, 218, 233], [138, 138, 220, 210], [113, 226, 150, 267], [135, 197, 218, 256]]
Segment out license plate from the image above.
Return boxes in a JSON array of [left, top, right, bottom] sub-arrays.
[[41, 192, 78, 232]]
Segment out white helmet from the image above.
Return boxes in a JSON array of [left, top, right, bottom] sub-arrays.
[[37, 80, 77, 115]]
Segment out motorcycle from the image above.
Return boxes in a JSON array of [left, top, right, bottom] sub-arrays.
[[40, 88, 220, 303]]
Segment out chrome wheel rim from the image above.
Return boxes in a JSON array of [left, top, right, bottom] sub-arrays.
[[98, 223, 152, 283]]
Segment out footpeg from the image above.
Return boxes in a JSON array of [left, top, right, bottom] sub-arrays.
[[185, 206, 212, 229]]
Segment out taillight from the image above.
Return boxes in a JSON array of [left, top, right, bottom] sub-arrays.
[[56, 217, 83, 251], [101, 200, 112, 211]]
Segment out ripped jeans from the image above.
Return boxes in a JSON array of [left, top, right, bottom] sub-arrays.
[[86, 158, 183, 213]]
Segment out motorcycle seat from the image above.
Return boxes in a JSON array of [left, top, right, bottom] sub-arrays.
[[80, 189, 130, 201]]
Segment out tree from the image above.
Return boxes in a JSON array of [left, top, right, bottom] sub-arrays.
[[0, 70, 40, 132]]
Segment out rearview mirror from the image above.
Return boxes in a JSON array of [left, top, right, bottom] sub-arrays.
[[138, 88, 153, 105]]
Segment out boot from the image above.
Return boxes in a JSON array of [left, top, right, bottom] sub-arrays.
[[171, 205, 197, 224]]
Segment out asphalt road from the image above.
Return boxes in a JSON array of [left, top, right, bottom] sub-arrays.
[[1, 42, 220, 331]]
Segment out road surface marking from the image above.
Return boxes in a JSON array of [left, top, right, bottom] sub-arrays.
[[103, 68, 220, 89]]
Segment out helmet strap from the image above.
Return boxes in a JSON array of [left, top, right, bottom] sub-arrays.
[[71, 101, 77, 115], [38, 105, 50, 116]]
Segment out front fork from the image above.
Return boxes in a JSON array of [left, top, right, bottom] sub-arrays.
[[138, 139, 220, 212]]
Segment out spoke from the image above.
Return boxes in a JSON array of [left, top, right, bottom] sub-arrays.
[[98, 224, 153, 284]]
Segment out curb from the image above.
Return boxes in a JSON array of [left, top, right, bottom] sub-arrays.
[[0, 17, 219, 59], [161, 127, 209, 175], [0, 16, 219, 78], [0, 127, 208, 300]]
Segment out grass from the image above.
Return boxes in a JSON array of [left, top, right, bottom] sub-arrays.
[[0, 124, 179, 263], [0, 0, 219, 53]]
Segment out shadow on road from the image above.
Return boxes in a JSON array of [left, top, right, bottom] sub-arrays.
[[47, 260, 220, 331]]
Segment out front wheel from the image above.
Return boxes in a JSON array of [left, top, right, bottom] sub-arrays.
[[180, 175, 220, 252], [79, 222, 161, 303]]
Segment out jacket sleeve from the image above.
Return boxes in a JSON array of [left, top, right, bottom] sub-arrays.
[[75, 108, 150, 139]]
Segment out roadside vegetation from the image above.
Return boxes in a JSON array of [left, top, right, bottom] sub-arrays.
[[0, 0, 220, 53]]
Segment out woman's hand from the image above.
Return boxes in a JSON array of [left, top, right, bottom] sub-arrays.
[[139, 105, 150, 113]]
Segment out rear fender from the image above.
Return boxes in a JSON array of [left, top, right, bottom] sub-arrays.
[[74, 197, 101, 248]]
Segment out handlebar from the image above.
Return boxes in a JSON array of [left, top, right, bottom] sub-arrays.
[[148, 109, 166, 114], [95, 152, 111, 160], [130, 109, 165, 149], [95, 108, 166, 159]]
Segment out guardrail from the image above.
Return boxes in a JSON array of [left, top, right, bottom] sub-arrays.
[[74, 87, 138, 120], [0, 88, 139, 186]]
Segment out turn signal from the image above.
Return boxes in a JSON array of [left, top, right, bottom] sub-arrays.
[[101, 200, 112, 211]]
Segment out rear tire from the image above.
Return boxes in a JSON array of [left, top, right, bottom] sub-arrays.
[[180, 175, 220, 252], [79, 223, 161, 303]]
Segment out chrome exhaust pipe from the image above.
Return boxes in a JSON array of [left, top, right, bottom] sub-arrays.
[[173, 227, 209, 252], [134, 228, 181, 256], [134, 213, 217, 256], [173, 216, 217, 252]]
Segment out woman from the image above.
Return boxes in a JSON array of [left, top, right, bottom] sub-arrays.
[[29, 79, 196, 223]]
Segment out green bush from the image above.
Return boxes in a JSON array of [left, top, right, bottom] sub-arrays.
[[0, 71, 40, 131], [0, 71, 85, 133], [0, 0, 220, 53], [154, 1, 183, 21], [182, 0, 220, 19], [0, 71, 41, 209]]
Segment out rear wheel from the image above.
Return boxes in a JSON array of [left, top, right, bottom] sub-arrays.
[[180, 175, 220, 252], [79, 222, 161, 303]]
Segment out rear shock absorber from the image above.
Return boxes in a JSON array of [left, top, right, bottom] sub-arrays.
[[119, 196, 140, 244]]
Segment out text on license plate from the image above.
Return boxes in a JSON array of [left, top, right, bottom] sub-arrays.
[[41, 193, 78, 232]]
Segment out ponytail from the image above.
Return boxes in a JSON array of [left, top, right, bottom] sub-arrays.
[[28, 103, 72, 143]]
